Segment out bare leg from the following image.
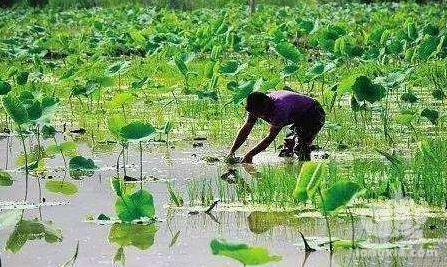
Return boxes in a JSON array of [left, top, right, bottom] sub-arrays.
[[279, 126, 295, 157]]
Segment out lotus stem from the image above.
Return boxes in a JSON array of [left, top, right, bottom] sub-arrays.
[[139, 141, 143, 190], [18, 126, 29, 202]]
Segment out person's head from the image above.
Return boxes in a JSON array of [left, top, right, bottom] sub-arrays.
[[246, 92, 274, 117]]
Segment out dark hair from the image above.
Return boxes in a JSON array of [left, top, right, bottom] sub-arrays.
[[246, 92, 273, 114]]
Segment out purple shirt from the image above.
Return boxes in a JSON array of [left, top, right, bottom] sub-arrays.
[[248, 90, 315, 127]]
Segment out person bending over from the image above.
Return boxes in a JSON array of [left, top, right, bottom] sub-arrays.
[[227, 88, 325, 163]]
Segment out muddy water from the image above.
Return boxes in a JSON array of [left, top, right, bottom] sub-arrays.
[[0, 135, 446, 267]]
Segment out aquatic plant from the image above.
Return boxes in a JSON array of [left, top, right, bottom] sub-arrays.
[[293, 162, 362, 251], [111, 177, 155, 222], [210, 239, 281, 266]]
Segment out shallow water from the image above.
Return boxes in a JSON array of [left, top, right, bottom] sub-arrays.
[[0, 135, 447, 267]]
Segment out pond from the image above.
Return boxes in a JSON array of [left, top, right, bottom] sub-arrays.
[[1, 134, 446, 266]]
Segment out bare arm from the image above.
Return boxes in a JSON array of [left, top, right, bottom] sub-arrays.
[[242, 125, 282, 163], [229, 119, 256, 154]]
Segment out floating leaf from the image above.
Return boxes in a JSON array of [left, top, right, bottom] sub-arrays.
[[115, 190, 155, 222], [321, 181, 361, 212], [210, 239, 282, 266], [69, 156, 98, 171], [45, 180, 78, 196], [2, 92, 29, 125]]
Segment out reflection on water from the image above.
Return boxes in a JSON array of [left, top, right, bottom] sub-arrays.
[[0, 136, 447, 266]]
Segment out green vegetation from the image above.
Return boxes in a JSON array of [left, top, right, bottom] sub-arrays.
[[1, 0, 447, 265]]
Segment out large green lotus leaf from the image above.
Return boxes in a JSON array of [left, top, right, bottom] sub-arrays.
[[71, 85, 87, 97], [108, 92, 134, 109], [108, 114, 126, 139], [401, 92, 418, 103], [45, 141, 77, 157], [108, 223, 157, 250], [115, 190, 155, 222], [306, 162, 326, 199], [232, 80, 257, 104], [321, 181, 361, 212], [129, 29, 146, 44], [6, 219, 62, 253], [26, 99, 43, 121], [17, 72, 29, 85], [432, 89, 445, 101], [197, 90, 218, 101], [352, 76, 385, 103], [417, 36, 441, 60], [395, 112, 416, 126], [218, 60, 246, 76], [16, 146, 46, 170], [338, 75, 358, 95], [293, 162, 319, 203], [0, 80, 11, 95], [41, 96, 59, 113], [174, 56, 188, 76], [281, 64, 299, 77], [69, 156, 98, 171], [274, 42, 302, 64], [119, 121, 156, 141], [210, 239, 281, 266], [421, 108, 439, 125], [0, 170, 13, 186], [323, 239, 362, 250], [105, 61, 130, 77], [131, 76, 149, 90], [2, 92, 29, 125], [259, 78, 280, 93], [111, 177, 123, 197], [41, 125, 56, 139], [45, 180, 78, 196]]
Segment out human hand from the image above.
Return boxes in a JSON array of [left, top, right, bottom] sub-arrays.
[[225, 152, 240, 164]]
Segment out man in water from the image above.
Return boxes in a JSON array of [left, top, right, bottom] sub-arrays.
[[227, 88, 325, 163]]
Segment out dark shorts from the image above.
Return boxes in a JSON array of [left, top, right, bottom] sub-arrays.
[[285, 101, 325, 146]]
